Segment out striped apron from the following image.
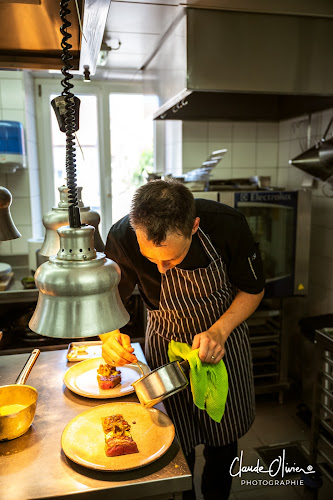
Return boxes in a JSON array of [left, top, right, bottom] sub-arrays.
[[145, 227, 255, 457]]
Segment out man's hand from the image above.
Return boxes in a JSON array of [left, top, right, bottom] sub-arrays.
[[191, 328, 226, 364], [191, 289, 264, 363], [101, 331, 137, 366]]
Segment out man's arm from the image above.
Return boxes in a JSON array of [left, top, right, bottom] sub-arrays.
[[192, 288, 264, 363]]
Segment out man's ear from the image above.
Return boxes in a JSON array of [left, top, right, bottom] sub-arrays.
[[192, 217, 200, 235]]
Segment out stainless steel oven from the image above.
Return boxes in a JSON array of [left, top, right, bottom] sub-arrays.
[[193, 189, 312, 297]]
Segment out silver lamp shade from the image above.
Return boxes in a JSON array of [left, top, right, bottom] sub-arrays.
[[29, 224, 129, 338], [0, 186, 21, 241], [39, 185, 104, 256], [289, 137, 333, 182]]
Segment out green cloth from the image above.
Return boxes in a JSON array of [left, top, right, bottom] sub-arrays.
[[168, 340, 228, 423]]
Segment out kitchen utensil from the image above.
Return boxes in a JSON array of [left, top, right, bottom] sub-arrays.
[[63, 357, 149, 399], [132, 359, 190, 408], [66, 340, 103, 361], [0, 348, 40, 441], [61, 402, 175, 471]]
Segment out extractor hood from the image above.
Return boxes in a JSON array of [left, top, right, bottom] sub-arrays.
[[0, 0, 110, 74], [144, 8, 333, 121]]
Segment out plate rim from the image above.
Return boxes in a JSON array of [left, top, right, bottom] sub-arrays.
[[63, 357, 147, 399], [61, 402, 175, 471]]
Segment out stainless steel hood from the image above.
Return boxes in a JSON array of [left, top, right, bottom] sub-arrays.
[[0, 0, 110, 74], [145, 8, 333, 121]]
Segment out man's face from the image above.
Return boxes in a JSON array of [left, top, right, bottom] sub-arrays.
[[136, 218, 200, 274]]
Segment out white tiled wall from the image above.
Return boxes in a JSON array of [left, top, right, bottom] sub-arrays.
[[163, 109, 333, 318], [182, 120, 280, 185], [0, 70, 42, 256]]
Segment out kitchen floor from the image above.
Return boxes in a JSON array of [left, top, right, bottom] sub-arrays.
[[191, 393, 332, 500]]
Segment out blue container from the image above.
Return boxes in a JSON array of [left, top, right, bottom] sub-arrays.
[[0, 121, 26, 172], [0, 120, 25, 155]]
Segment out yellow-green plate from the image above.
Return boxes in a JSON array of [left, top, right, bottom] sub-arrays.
[[63, 357, 147, 399], [61, 402, 175, 471]]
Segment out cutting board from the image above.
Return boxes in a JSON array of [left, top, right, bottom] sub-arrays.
[[0, 272, 14, 291]]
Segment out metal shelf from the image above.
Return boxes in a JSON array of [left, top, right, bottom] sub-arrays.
[[247, 301, 286, 399]]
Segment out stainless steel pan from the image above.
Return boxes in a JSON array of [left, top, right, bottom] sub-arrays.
[[0, 349, 40, 441], [132, 359, 190, 408]]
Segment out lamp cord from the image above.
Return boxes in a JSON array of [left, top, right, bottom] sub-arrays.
[[60, 0, 81, 228]]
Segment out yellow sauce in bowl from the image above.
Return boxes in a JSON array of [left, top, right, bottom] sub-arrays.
[[0, 404, 27, 416]]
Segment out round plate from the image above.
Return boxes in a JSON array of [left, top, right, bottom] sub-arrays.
[[63, 357, 147, 399], [61, 402, 175, 471]]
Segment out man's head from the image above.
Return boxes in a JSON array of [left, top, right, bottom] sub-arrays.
[[130, 179, 200, 273]]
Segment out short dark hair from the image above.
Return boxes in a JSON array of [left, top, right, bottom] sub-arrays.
[[129, 179, 196, 245]]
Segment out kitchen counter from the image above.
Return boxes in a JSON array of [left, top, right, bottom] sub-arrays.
[[0, 344, 192, 500], [0, 266, 38, 304]]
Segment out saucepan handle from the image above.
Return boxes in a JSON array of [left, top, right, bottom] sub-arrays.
[[15, 349, 40, 385], [179, 359, 190, 373]]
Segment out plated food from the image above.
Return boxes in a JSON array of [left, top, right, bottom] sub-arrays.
[[63, 357, 146, 399], [61, 402, 175, 471], [102, 414, 139, 457], [97, 364, 121, 390]]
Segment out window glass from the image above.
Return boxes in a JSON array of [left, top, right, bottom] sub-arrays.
[[109, 93, 158, 223]]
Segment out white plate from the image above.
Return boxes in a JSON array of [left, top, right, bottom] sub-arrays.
[[63, 357, 147, 399], [61, 402, 175, 471]]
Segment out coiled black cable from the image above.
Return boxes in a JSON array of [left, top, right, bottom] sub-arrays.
[[60, 0, 81, 228]]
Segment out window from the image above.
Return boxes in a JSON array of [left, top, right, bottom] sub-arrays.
[[109, 94, 158, 223]]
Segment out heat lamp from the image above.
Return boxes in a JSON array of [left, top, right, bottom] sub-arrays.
[[0, 186, 21, 242], [39, 184, 104, 257], [0, 186, 21, 282], [29, 0, 129, 338]]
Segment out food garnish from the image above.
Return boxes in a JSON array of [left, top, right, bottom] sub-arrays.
[[102, 414, 139, 457]]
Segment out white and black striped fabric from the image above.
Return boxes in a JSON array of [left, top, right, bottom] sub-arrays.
[[145, 228, 255, 457]]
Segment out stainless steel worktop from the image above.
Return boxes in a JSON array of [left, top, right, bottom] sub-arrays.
[[0, 266, 38, 304], [0, 344, 191, 500]]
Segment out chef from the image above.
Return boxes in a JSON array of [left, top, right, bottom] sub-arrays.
[[101, 179, 265, 500]]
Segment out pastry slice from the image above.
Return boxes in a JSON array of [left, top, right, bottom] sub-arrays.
[[97, 363, 121, 390], [102, 414, 139, 457]]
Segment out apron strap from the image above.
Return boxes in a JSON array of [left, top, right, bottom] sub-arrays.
[[197, 227, 220, 261]]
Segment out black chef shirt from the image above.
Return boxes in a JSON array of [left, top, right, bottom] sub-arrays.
[[105, 198, 265, 310]]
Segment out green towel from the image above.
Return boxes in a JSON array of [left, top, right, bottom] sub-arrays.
[[168, 340, 228, 423]]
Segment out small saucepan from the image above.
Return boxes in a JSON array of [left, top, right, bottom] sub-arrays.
[[132, 359, 190, 408], [0, 348, 40, 441]]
